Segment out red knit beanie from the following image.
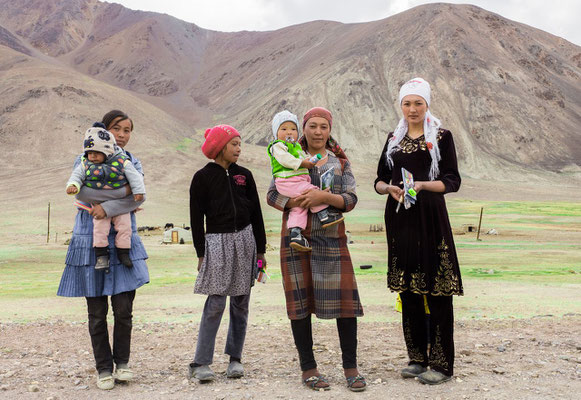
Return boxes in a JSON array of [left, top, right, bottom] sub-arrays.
[[302, 107, 332, 129], [201, 124, 241, 159]]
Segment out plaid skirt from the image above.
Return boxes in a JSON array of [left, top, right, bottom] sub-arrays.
[[280, 212, 363, 320]]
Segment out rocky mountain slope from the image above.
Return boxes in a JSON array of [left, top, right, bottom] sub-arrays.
[[0, 0, 579, 178]]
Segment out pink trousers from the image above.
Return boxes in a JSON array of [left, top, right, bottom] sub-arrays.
[[93, 213, 132, 248], [275, 175, 327, 230]]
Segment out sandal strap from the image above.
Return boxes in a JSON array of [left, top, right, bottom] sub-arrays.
[[304, 375, 328, 388], [346, 374, 366, 386]]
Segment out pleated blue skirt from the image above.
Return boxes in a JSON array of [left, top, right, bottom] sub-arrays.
[[57, 210, 150, 297]]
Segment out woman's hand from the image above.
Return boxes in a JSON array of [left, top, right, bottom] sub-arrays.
[[386, 185, 404, 203], [295, 187, 330, 209], [197, 257, 204, 272], [413, 181, 424, 195], [125, 185, 133, 196], [412, 180, 445, 194], [89, 204, 107, 219]]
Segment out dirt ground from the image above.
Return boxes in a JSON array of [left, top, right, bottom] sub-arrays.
[[0, 316, 580, 400]]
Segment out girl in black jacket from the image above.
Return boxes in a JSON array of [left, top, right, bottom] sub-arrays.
[[188, 125, 267, 382]]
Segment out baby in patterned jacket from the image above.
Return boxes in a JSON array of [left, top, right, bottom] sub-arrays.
[[66, 123, 145, 270]]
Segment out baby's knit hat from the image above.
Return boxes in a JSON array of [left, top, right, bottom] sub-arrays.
[[201, 124, 241, 159], [271, 110, 300, 139], [83, 122, 117, 159]]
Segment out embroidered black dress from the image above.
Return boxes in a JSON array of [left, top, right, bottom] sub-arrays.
[[375, 129, 463, 296]]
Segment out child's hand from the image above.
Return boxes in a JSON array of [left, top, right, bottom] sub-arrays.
[[134, 194, 144, 202], [197, 257, 204, 272], [300, 159, 316, 169], [66, 185, 78, 195]]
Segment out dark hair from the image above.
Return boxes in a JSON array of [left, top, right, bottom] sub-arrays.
[[101, 110, 134, 131]]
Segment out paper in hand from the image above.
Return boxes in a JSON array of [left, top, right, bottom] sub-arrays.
[[320, 168, 334, 191], [401, 168, 417, 210]]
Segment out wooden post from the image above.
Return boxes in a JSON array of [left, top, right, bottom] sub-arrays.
[[476, 207, 483, 241], [47, 202, 51, 243]]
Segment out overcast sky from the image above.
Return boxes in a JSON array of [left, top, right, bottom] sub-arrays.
[[112, 0, 580, 46]]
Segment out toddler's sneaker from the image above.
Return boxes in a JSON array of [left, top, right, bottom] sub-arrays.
[[289, 227, 311, 252], [94, 247, 109, 270], [316, 209, 345, 229], [116, 248, 133, 268]]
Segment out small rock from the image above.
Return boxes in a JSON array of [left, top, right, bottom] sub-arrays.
[[474, 343, 484, 349], [482, 388, 489, 392], [73, 379, 81, 386], [373, 378, 382, 384], [497, 345, 506, 352], [74, 385, 88, 390], [456, 377, 464, 382], [28, 385, 40, 392], [0, 385, 9, 391], [181, 379, 188, 385], [493, 368, 505, 375]]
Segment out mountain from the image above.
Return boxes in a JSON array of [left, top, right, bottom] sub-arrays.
[[0, 0, 580, 179]]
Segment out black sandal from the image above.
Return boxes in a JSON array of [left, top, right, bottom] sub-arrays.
[[346, 375, 367, 392], [303, 375, 331, 391]]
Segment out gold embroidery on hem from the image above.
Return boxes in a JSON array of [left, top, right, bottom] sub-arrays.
[[433, 238, 462, 296], [429, 325, 449, 370], [403, 319, 425, 363]]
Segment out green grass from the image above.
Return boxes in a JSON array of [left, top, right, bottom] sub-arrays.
[[1, 197, 580, 322], [175, 137, 194, 152]]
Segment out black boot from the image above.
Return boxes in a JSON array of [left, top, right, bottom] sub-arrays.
[[94, 247, 109, 270], [116, 248, 133, 268], [289, 227, 311, 252]]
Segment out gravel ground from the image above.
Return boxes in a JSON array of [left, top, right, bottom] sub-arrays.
[[1, 315, 580, 399]]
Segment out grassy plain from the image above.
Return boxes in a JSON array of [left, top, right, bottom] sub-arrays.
[[1, 183, 580, 324]]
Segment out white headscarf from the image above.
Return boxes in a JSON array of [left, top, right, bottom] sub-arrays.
[[271, 110, 300, 139], [385, 77, 442, 180]]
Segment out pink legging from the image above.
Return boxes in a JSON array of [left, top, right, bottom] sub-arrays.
[[93, 213, 132, 248], [275, 175, 327, 230]]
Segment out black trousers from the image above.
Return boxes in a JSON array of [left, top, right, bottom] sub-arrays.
[[400, 291, 454, 376], [290, 315, 358, 371], [86, 290, 136, 373]]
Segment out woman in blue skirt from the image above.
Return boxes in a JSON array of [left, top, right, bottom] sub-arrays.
[[58, 110, 149, 390]]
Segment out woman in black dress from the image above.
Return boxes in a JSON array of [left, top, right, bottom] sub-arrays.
[[374, 78, 462, 385]]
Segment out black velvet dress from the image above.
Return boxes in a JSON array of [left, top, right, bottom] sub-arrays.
[[375, 129, 463, 296]]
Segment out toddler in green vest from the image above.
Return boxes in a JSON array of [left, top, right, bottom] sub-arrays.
[[268, 110, 344, 251]]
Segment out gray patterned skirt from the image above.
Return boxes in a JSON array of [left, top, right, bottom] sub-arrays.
[[194, 224, 257, 296]]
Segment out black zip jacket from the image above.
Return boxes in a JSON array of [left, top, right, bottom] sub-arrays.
[[189, 162, 266, 258]]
